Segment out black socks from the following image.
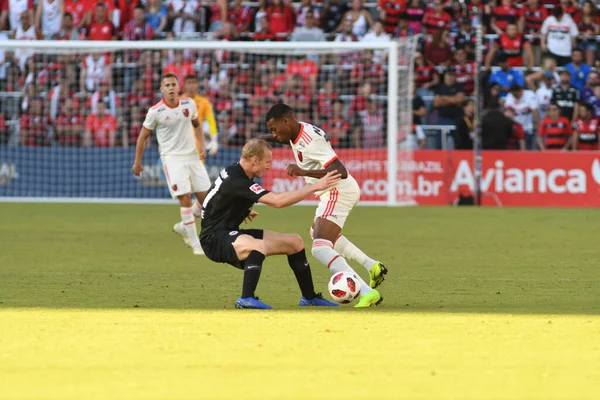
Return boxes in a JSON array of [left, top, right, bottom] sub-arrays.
[[288, 249, 316, 300], [241, 250, 265, 298]]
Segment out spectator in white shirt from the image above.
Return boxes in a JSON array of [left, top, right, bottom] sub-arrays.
[[504, 83, 540, 149], [536, 70, 555, 120], [541, 5, 579, 66], [361, 20, 390, 64], [291, 10, 325, 41]]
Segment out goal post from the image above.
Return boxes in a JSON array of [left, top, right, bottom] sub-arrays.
[[0, 38, 417, 206]]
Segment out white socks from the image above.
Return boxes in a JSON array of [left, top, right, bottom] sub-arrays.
[[312, 239, 371, 295], [334, 235, 376, 272], [192, 200, 202, 219], [180, 207, 201, 248]]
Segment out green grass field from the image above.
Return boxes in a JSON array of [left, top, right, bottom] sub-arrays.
[[1, 203, 599, 400]]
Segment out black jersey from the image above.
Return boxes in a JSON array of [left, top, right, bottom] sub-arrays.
[[551, 85, 580, 120], [200, 163, 270, 238]]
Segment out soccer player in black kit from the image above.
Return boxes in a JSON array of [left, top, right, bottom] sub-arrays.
[[200, 139, 341, 309]]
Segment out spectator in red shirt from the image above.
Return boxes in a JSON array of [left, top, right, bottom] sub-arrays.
[[378, 0, 406, 36], [208, 0, 227, 32], [20, 97, 50, 147], [315, 77, 339, 123], [163, 51, 195, 88], [266, 0, 295, 39], [406, 0, 424, 34], [127, 78, 154, 110], [322, 99, 350, 148], [83, 101, 117, 147], [283, 74, 312, 116], [421, 0, 451, 35], [56, 97, 84, 147], [573, 102, 599, 150], [504, 107, 526, 150], [249, 71, 278, 132], [87, 3, 115, 40], [350, 50, 384, 91], [424, 28, 452, 66], [356, 98, 385, 148], [349, 81, 372, 119], [486, 23, 534, 70], [285, 55, 318, 94], [126, 104, 142, 147], [560, 0, 579, 21], [228, 0, 253, 34], [453, 47, 476, 95], [117, 0, 140, 31], [413, 51, 439, 98], [252, 15, 275, 41], [518, 0, 547, 49], [0, 111, 7, 145], [491, 0, 518, 35], [538, 102, 572, 150], [123, 5, 153, 62], [49, 72, 79, 122]]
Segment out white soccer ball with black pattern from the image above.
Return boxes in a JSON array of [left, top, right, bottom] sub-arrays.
[[327, 271, 361, 304]]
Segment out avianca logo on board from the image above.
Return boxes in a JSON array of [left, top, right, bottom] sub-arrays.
[[450, 159, 600, 194]]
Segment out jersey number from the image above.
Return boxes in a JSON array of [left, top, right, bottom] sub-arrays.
[[310, 124, 329, 142]]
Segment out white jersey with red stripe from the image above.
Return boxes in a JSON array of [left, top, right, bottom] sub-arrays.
[[290, 121, 360, 228], [290, 121, 360, 196], [143, 97, 198, 159]]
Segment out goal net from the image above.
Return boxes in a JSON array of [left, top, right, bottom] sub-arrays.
[[0, 39, 416, 205]]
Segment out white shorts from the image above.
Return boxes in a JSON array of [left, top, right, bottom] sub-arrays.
[[162, 155, 211, 199], [314, 185, 360, 229]]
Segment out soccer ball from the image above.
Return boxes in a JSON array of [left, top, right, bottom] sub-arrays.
[[328, 271, 361, 304]]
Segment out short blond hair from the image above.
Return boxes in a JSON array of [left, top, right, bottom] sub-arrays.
[[241, 139, 271, 160]]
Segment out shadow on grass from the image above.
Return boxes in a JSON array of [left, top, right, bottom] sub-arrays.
[[1, 272, 598, 315]]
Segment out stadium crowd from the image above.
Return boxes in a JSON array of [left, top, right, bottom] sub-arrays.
[[0, 0, 599, 151]]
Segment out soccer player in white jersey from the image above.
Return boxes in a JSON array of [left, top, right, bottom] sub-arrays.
[[264, 103, 387, 307], [132, 73, 211, 255]]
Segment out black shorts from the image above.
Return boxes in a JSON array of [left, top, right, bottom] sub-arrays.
[[546, 52, 571, 67], [200, 229, 264, 269]]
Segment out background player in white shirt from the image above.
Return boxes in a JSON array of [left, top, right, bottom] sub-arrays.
[[264, 103, 387, 308], [132, 73, 211, 255]]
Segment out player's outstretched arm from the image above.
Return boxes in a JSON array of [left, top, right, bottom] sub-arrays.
[[288, 158, 349, 179], [259, 171, 341, 208], [132, 127, 151, 176]]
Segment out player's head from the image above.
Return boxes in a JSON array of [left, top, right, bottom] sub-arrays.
[[241, 139, 272, 178], [265, 103, 297, 144], [160, 73, 179, 102], [580, 102, 593, 119], [184, 75, 198, 95]]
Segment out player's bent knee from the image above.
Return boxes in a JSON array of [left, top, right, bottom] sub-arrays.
[[289, 234, 304, 253]]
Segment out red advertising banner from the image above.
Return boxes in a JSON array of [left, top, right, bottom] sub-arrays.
[[264, 149, 600, 207]]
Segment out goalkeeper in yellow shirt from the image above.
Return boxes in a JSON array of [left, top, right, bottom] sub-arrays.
[[184, 75, 219, 156]]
